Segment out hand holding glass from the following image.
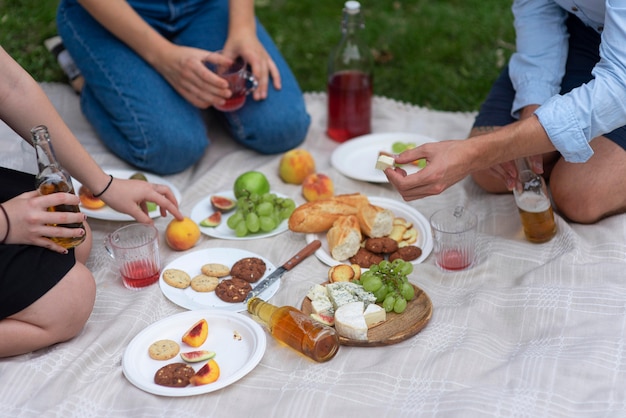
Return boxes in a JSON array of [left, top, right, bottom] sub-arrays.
[[205, 52, 258, 112]]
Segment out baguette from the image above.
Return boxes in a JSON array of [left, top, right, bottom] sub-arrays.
[[326, 215, 362, 261], [357, 204, 394, 238], [288, 199, 358, 233]]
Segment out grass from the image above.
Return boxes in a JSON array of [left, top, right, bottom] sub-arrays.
[[0, 0, 514, 112]]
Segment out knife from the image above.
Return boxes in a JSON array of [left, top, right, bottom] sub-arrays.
[[243, 239, 322, 303]]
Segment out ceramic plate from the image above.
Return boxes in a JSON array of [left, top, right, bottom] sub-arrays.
[[305, 196, 433, 267], [159, 248, 278, 312], [122, 310, 266, 396], [330, 132, 436, 183], [190, 191, 289, 240], [72, 168, 182, 221]]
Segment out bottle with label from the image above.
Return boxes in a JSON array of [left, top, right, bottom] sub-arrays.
[[513, 157, 557, 243], [32, 125, 86, 249], [326, 0, 373, 142], [247, 297, 340, 362]]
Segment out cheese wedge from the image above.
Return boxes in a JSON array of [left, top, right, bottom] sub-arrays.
[[363, 303, 386, 328], [334, 301, 368, 341], [375, 154, 395, 171]]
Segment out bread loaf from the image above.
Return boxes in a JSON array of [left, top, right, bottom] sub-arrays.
[[356, 204, 394, 238], [288, 199, 358, 233], [326, 215, 362, 261]]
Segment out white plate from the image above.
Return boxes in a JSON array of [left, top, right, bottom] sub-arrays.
[[72, 168, 182, 221], [190, 190, 289, 240], [331, 132, 437, 183], [159, 248, 278, 312], [122, 309, 266, 397], [305, 196, 433, 267]]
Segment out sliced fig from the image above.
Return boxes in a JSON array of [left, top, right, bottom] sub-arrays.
[[310, 313, 335, 327], [199, 212, 221, 227], [180, 350, 216, 363], [210, 195, 236, 212], [129, 172, 148, 181]]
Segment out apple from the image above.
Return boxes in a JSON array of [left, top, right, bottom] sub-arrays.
[[302, 173, 334, 202], [279, 149, 316, 185]]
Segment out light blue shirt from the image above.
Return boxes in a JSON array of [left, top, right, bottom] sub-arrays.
[[508, 0, 626, 162]]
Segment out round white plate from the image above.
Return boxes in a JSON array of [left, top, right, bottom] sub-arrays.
[[72, 168, 182, 221], [305, 196, 433, 267], [331, 132, 436, 183], [122, 309, 266, 397], [190, 190, 290, 240], [159, 248, 278, 312]]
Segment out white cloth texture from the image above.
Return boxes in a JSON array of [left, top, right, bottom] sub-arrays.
[[1, 83, 625, 418]]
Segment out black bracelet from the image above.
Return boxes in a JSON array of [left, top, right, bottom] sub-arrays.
[[0, 203, 10, 245], [93, 174, 114, 198]]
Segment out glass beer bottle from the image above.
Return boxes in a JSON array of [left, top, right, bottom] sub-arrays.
[[513, 158, 557, 243], [326, 0, 373, 142], [247, 297, 340, 362], [32, 125, 86, 249]]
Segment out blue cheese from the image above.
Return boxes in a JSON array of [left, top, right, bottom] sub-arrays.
[[327, 282, 376, 309]]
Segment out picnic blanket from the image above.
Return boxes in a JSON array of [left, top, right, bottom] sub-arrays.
[[1, 83, 625, 418]]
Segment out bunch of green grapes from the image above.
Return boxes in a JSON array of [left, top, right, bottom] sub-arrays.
[[226, 192, 296, 237], [356, 258, 415, 314]]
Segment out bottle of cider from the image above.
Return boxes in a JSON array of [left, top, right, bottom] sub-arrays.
[[247, 297, 340, 362], [326, 0, 373, 142], [32, 125, 86, 249]]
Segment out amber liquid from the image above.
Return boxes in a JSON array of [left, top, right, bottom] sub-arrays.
[[39, 179, 86, 249], [327, 70, 372, 142], [248, 298, 339, 362], [516, 194, 557, 243]]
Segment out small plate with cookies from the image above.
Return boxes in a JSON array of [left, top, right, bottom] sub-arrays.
[[159, 248, 278, 312]]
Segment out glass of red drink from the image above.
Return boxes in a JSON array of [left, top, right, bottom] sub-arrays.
[[430, 206, 477, 271], [205, 51, 258, 112], [104, 223, 161, 289]]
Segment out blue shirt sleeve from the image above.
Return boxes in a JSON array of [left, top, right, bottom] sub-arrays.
[[535, 0, 626, 162]]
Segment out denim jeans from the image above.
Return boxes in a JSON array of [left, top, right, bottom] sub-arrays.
[[57, 0, 311, 175]]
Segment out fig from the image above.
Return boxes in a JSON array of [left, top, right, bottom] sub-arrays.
[[180, 350, 216, 363], [189, 359, 220, 386], [210, 195, 236, 212], [310, 313, 335, 327], [199, 212, 221, 227], [182, 319, 208, 348], [129, 172, 157, 211]]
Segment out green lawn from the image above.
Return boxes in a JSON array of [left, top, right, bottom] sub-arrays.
[[0, 0, 514, 112]]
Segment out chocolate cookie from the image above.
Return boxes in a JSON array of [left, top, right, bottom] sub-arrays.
[[364, 237, 399, 254], [154, 363, 195, 387], [215, 278, 252, 303], [230, 257, 266, 283], [389, 245, 422, 262], [349, 247, 384, 268]]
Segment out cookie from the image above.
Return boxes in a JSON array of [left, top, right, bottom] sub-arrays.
[[364, 237, 399, 254], [230, 257, 266, 283], [162, 269, 191, 289], [389, 245, 422, 262], [148, 339, 180, 361], [200, 263, 230, 278], [215, 278, 252, 303], [190, 274, 219, 292], [349, 247, 384, 269], [154, 363, 195, 387]]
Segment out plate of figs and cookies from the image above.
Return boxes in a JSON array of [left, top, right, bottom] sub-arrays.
[[301, 196, 433, 268], [159, 248, 278, 312], [122, 309, 266, 396], [73, 168, 182, 221]]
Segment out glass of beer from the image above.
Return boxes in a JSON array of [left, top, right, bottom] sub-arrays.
[[513, 158, 557, 243]]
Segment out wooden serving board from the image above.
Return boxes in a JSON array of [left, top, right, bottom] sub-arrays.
[[301, 283, 433, 347]]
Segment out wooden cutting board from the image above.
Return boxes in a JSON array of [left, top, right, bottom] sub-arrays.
[[301, 283, 433, 347]]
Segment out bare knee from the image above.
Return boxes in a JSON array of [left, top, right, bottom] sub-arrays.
[[550, 185, 603, 224], [52, 263, 97, 341]]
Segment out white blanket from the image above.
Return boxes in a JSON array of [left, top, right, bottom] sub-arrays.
[[1, 83, 625, 418]]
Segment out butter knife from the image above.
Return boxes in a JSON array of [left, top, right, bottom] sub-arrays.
[[243, 239, 321, 303]]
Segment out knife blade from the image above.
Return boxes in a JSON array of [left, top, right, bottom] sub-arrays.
[[243, 239, 321, 303]]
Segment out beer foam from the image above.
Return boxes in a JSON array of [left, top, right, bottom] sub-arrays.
[[515, 193, 551, 213]]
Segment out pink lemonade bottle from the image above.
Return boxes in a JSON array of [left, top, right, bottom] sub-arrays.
[[326, 1, 373, 142]]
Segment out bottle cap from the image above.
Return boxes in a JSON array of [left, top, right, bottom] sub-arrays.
[[345, 1, 360, 13]]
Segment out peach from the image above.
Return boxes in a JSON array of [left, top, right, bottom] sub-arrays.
[[279, 149, 316, 185], [189, 359, 220, 386], [182, 318, 208, 348], [165, 217, 201, 251], [78, 185, 106, 210], [302, 173, 334, 202]]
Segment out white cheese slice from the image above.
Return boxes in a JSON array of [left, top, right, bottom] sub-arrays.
[[375, 154, 395, 171], [363, 303, 386, 328], [334, 301, 368, 341]]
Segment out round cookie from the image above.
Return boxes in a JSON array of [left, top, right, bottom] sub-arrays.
[[148, 339, 180, 361], [200, 263, 230, 278], [215, 278, 252, 303], [190, 274, 219, 292], [230, 257, 266, 283], [154, 363, 195, 387], [162, 269, 191, 289]]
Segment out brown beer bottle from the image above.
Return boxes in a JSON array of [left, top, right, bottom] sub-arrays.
[[247, 297, 340, 362], [32, 125, 86, 249]]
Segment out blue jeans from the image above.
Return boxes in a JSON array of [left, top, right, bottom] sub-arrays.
[[57, 0, 311, 175]]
